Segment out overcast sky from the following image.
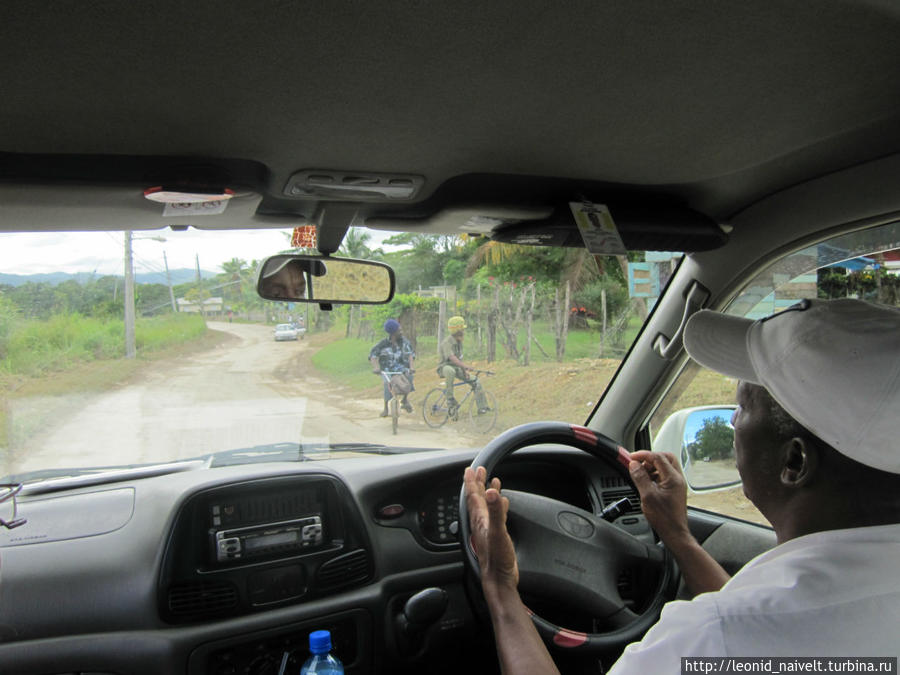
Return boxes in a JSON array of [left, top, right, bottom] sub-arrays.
[[0, 228, 396, 279]]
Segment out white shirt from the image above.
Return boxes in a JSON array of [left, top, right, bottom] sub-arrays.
[[609, 523, 900, 673]]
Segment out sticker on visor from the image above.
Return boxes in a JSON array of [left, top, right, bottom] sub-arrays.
[[569, 201, 626, 255], [144, 187, 235, 217]]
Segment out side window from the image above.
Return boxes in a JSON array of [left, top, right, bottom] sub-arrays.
[[648, 220, 900, 526]]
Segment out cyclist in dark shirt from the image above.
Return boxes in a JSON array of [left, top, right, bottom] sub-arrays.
[[369, 318, 416, 416]]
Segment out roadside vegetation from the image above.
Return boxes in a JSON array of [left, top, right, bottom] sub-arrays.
[[3, 228, 893, 512], [0, 313, 209, 450], [1, 313, 206, 377], [309, 317, 639, 431]]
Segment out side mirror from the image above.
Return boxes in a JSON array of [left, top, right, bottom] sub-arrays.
[[653, 405, 739, 490], [257, 254, 395, 305]]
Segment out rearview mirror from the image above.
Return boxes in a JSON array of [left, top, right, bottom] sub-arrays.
[[653, 405, 740, 490], [257, 254, 395, 304]]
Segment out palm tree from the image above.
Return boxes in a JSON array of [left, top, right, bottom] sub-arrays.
[[465, 240, 526, 274], [220, 258, 248, 280], [466, 240, 604, 291], [339, 227, 376, 259], [220, 258, 248, 306]]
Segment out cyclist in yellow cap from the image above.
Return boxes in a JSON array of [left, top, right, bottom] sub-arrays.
[[438, 316, 490, 414]]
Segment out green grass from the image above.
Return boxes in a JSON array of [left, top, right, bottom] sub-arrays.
[[407, 318, 639, 365], [310, 337, 379, 390], [0, 317, 218, 451], [308, 318, 642, 432], [1, 313, 207, 377], [136, 314, 207, 351]]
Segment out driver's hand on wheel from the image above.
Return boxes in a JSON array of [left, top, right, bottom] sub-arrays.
[[464, 466, 519, 594], [627, 450, 691, 544]]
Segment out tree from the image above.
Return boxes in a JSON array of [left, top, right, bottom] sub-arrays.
[[0, 292, 19, 359], [690, 417, 734, 462], [220, 258, 248, 280], [219, 258, 249, 308], [381, 233, 464, 293], [339, 227, 382, 259], [184, 287, 211, 317]]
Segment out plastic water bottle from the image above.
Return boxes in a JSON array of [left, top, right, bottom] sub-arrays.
[[299, 630, 344, 675]]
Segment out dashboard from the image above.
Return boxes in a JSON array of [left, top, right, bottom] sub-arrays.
[[0, 445, 654, 675]]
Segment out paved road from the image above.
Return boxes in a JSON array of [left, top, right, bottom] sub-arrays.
[[7, 322, 484, 476]]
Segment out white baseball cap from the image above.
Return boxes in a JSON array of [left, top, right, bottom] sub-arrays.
[[683, 298, 900, 474]]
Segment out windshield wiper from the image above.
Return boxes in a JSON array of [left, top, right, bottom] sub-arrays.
[[10, 460, 208, 496]]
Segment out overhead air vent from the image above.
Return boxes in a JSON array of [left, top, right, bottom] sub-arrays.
[[167, 581, 238, 619], [317, 549, 372, 591], [601, 488, 641, 515], [284, 170, 425, 202]]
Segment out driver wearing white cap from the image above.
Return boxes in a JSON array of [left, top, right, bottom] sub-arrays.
[[465, 298, 900, 674]]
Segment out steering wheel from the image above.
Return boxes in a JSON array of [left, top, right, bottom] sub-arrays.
[[458, 422, 674, 654]]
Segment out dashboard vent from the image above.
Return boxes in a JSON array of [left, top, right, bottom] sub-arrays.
[[601, 488, 641, 514], [168, 581, 238, 618], [317, 549, 372, 590], [599, 475, 628, 489]]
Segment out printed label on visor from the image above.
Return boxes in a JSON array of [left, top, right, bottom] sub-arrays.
[[569, 201, 626, 255], [162, 200, 230, 217], [144, 187, 234, 217]]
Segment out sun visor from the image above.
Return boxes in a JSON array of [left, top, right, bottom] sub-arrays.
[[491, 204, 727, 252], [0, 184, 304, 232]]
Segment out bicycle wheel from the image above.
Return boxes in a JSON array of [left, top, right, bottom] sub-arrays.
[[468, 390, 498, 434], [422, 388, 450, 428], [391, 396, 399, 435]]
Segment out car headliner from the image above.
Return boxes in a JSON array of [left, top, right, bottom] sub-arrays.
[[2, 0, 900, 240]]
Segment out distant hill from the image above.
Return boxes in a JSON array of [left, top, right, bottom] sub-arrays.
[[0, 268, 217, 287]]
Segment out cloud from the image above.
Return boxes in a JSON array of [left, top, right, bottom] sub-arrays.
[[0, 229, 295, 276]]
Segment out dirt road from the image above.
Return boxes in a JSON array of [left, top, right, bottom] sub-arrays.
[[7, 322, 485, 476]]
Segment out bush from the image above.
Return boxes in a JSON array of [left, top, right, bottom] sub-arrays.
[[571, 278, 629, 323], [1, 313, 206, 376]]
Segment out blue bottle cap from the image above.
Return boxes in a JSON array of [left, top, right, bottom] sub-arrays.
[[309, 629, 332, 654]]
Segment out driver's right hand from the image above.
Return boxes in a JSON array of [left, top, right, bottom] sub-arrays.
[[464, 466, 519, 594]]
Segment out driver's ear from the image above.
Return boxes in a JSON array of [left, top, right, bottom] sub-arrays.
[[780, 437, 819, 488]]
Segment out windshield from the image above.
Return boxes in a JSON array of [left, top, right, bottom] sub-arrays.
[[0, 228, 676, 482]]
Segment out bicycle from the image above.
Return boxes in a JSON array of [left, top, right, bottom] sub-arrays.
[[380, 370, 412, 435], [422, 369, 497, 434]]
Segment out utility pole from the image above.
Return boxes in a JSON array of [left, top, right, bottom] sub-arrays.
[[195, 254, 201, 284], [124, 231, 136, 359], [163, 251, 177, 313], [123, 232, 166, 359]]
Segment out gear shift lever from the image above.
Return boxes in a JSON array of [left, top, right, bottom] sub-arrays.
[[395, 587, 449, 653]]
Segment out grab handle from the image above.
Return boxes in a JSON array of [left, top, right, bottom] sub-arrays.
[[652, 281, 710, 359]]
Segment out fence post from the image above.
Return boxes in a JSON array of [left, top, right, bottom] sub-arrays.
[[554, 281, 571, 361], [487, 287, 499, 363], [477, 284, 483, 352], [599, 287, 607, 357], [437, 299, 447, 358], [524, 283, 534, 366]]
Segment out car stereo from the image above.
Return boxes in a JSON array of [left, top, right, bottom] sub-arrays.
[[206, 483, 328, 566], [214, 516, 323, 562]]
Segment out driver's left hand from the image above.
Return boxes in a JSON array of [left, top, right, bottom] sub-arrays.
[[464, 466, 519, 595]]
